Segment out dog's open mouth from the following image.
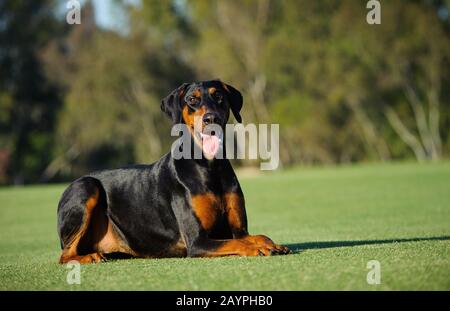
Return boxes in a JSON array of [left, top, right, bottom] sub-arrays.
[[193, 130, 223, 159], [200, 132, 221, 159]]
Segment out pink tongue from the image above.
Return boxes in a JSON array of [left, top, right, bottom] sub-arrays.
[[202, 134, 220, 158]]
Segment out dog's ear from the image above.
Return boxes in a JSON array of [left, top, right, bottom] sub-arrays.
[[221, 82, 243, 123], [161, 83, 190, 124]]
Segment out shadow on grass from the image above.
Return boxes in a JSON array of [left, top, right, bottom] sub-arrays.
[[285, 236, 450, 253]]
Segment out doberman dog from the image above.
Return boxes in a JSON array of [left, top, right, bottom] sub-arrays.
[[57, 80, 290, 263]]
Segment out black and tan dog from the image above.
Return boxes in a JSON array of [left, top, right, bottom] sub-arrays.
[[57, 80, 290, 263]]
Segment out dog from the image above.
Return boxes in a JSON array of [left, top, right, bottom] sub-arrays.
[[57, 80, 290, 263]]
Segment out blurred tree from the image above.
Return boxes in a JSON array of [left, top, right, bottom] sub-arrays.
[[264, 0, 450, 163], [327, 1, 450, 162], [265, 0, 377, 164], [1, 0, 449, 184], [188, 0, 288, 165], [371, 2, 450, 161], [41, 1, 194, 180], [0, 0, 64, 184]]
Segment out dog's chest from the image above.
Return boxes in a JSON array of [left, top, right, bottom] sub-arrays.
[[190, 193, 227, 233]]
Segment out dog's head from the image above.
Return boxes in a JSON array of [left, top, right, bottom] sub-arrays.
[[161, 80, 243, 159]]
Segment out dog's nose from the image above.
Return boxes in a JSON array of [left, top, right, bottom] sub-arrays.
[[203, 113, 221, 125]]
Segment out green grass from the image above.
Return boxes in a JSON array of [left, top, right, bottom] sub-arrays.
[[1, 162, 450, 290]]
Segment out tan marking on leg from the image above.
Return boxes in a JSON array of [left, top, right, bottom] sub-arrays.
[[224, 192, 247, 236], [59, 189, 99, 263], [96, 220, 137, 256], [163, 237, 187, 257], [242, 235, 291, 254], [204, 239, 271, 257]]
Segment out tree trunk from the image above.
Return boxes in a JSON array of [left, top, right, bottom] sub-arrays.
[[403, 82, 436, 159], [348, 98, 391, 161], [427, 77, 442, 161], [384, 107, 427, 162]]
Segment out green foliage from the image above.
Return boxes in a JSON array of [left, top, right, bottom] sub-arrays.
[[0, 0, 64, 183], [44, 2, 194, 179], [0, 0, 449, 184]]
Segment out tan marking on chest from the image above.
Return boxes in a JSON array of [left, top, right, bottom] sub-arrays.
[[191, 193, 223, 231]]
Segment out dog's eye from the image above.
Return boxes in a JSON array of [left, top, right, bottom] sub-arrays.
[[187, 96, 199, 105], [214, 91, 223, 101]]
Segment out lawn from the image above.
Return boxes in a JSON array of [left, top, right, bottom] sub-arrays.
[[0, 162, 449, 290]]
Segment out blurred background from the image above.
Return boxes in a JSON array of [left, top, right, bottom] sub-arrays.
[[0, 0, 449, 185]]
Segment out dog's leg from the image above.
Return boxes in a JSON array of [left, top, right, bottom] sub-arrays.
[[178, 192, 289, 257], [188, 236, 290, 257], [188, 237, 274, 257], [224, 192, 291, 254], [57, 177, 107, 264]]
